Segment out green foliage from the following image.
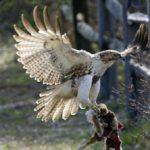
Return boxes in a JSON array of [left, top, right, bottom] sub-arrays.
[[121, 121, 150, 149], [0, 64, 34, 88]]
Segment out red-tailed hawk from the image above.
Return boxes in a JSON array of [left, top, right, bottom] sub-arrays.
[[13, 6, 148, 122]]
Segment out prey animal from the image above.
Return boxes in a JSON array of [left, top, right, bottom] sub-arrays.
[[78, 104, 123, 150], [13, 6, 148, 122]]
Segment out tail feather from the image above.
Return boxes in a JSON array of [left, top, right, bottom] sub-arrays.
[[52, 99, 65, 121], [34, 95, 54, 113], [43, 98, 59, 119], [35, 89, 59, 121], [36, 97, 45, 104], [34, 95, 52, 111], [36, 108, 45, 118], [35, 93, 51, 105], [71, 99, 79, 115], [39, 90, 54, 97], [34, 102, 45, 111], [42, 89, 59, 114], [35, 88, 81, 122], [41, 99, 59, 122], [62, 98, 74, 120]]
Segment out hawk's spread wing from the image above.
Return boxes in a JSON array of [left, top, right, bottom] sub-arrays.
[[13, 6, 92, 86]]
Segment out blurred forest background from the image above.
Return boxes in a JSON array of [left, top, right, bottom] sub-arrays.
[[0, 0, 150, 150]]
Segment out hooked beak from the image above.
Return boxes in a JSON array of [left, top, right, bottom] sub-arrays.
[[120, 47, 137, 61]]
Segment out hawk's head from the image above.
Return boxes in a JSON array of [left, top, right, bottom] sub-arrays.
[[98, 50, 122, 64]]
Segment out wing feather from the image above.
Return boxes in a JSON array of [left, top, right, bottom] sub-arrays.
[[52, 99, 65, 121], [55, 16, 61, 37], [14, 6, 92, 86], [71, 99, 79, 115], [33, 6, 46, 33], [62, 98, 74, 120], [43, 6, 55, 34], [14, 25, 43, 42], [21, 14, 47, 39]]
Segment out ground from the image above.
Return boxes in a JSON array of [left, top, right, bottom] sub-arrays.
[[0, 41, 149, 150]]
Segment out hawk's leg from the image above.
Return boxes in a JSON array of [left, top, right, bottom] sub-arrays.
[[77, 74, 93, 108], [89, 79, 100, 104]]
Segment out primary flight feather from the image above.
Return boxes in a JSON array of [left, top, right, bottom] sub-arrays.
[[13, 6, 148, 122]]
